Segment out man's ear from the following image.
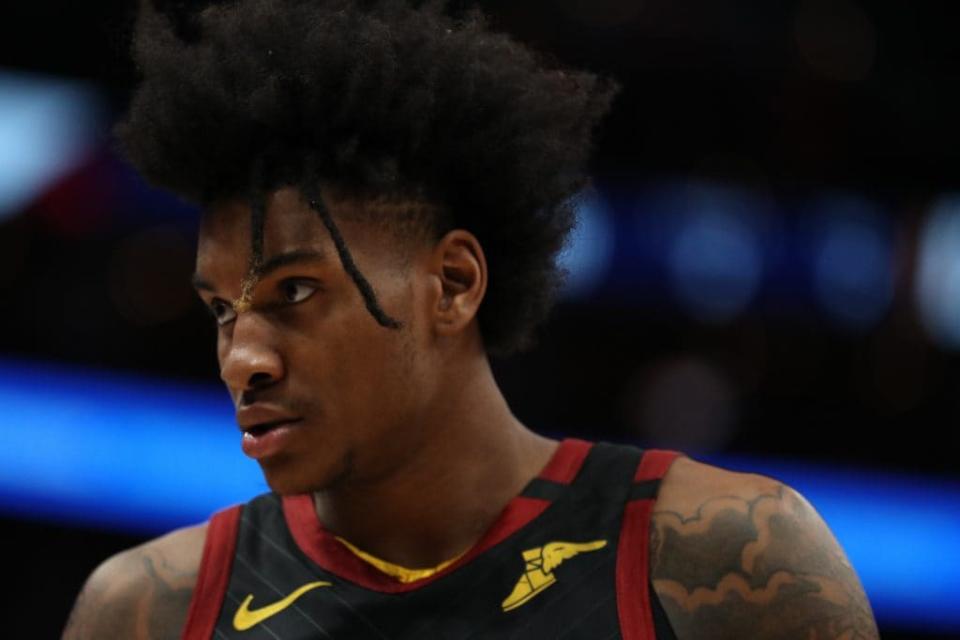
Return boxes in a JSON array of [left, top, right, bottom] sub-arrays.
[[430, 229, 487, 337]]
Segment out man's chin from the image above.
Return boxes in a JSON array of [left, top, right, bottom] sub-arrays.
[[259, 451, 353, 495]]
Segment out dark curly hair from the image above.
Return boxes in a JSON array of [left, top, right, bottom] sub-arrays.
[[117, 0, 618, 355]]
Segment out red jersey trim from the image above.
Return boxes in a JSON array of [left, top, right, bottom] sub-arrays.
[[616, 449, 681, 640], [181, 505, 242, 640], [634, 449, 681, 483], [538, 438, 591, 483], [282, 438, 590, 593]]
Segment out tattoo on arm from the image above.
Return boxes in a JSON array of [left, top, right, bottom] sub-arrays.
[[62, 548, 197, 640], [141, 551, 198, 639], [650, 484, 880, 640]]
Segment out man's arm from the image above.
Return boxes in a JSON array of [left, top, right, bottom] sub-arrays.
[[62, 523, 207, 640], [650, 458, 879, 640]]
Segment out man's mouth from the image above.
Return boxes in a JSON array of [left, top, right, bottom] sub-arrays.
[[237, 403, 303, 433], [244, 418, 302, 437], [240, 418, 304, 459]]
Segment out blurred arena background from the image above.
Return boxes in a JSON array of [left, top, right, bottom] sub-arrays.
[[2, 0, 959, 637]]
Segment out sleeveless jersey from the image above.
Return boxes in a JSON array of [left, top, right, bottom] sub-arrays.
[[182, 439, 681, 639]]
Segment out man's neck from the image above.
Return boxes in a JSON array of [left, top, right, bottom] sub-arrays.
[[312, 357, 557, 569]]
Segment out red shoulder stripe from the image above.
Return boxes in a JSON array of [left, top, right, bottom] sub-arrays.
[[633, 449, 681, 483], [617, 449, 681, 640], [617, 499, 657, 639], [181, 505, 242, 640], [538, 438, 591, 484]]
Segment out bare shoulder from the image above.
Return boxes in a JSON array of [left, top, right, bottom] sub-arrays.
[[650, 456, 879, 640], [62, 522, 208, 640]]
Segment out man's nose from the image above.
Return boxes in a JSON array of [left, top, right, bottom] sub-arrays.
[[219, 312, 284, 393]]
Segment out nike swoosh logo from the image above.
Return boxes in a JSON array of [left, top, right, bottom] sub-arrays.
[[233, 581, 332, 631]]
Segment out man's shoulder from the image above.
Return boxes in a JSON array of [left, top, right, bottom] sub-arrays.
[[655, 454, 784, 513], [62, 522, 208, 640], [649, 456, 879, 639]]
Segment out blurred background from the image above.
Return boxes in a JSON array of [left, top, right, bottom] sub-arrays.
[[2, 0, 959, 637]]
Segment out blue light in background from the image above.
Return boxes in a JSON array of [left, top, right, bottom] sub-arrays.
[[0, 70, 103, 219], [558, 191, 616, 299], [666, 184, 765, 323], [0, 358, 958, 631], [0, 358, 264, 533], [916, 195, 960, 350], [808, 195, 894, 330]]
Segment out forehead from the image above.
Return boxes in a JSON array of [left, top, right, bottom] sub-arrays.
[[194, 186, 431, 281], [198, 187, 326, 255]]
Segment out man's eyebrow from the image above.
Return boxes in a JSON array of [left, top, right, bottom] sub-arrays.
[[190, 248, 327, 292], [258, 248, 328, 277], [190, 274, 216, 292]]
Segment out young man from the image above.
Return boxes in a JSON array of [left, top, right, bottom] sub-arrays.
[[64, 1, 880, 638]]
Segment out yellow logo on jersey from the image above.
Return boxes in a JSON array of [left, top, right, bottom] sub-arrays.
[[232, 581, 332, 631], [501, 540, 607, 611]]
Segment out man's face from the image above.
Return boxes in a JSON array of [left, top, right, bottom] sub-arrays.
[[193, 187, 438, 494]]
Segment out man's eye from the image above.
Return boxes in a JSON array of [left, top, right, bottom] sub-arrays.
[[280, 281, 318, 304], [210, 300, 237, 326]]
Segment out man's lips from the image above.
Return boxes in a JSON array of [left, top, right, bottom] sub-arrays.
[[236, 404, 303, 433]]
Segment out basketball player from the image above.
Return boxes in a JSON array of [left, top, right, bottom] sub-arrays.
[[63, 1, 880, 638]]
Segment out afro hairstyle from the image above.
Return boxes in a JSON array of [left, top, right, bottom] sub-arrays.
[[117, 0, 618, 355]]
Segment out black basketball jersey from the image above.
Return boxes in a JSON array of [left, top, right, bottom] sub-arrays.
[[182, 439, 681, 639]]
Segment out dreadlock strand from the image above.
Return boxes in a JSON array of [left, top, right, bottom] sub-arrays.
[[308, 197, 403, 330], [235, 164, 268, 313]]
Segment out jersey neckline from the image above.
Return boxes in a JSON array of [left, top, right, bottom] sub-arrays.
[[281, 437, 593, 593]]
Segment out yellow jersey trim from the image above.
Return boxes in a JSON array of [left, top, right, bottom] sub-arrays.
[[335, 536, 465, 584]]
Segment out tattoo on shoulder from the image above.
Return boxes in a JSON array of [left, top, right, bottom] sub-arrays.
[[63, 548, 198, 640], [650, 483, 879, 640], [140, 551, 199, 639]]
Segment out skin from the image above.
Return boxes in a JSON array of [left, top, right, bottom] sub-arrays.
[[651, 458, 880, 639], [62, 186, 879, 639], [62, 523, 205, 640]]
